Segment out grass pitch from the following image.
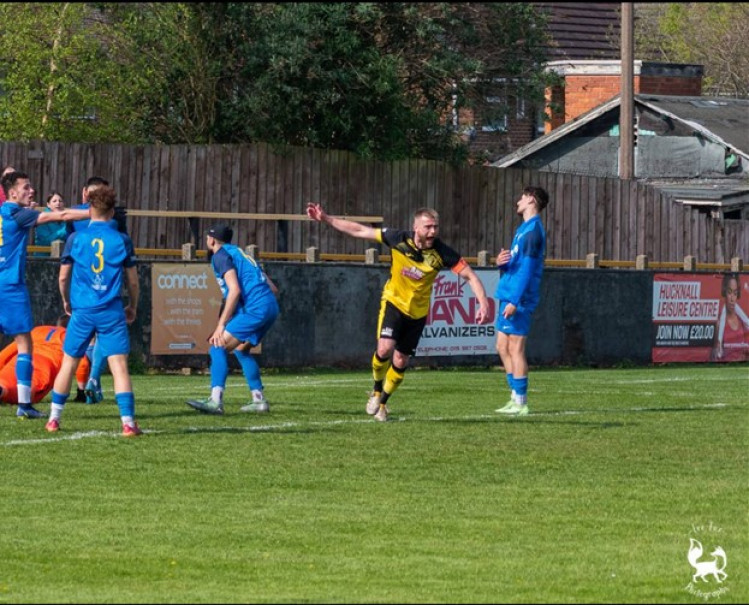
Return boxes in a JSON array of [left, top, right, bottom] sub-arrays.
[[0, 364, 746, 604]]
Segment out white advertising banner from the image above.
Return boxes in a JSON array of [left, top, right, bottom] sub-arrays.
[[415, 270, 499, 357]]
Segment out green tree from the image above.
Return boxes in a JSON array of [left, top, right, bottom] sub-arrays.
[[0, 3, 153, 142], [194, 2, 552, 161], [635, 3, 749, 98], [0, 2, 553, 162], [100, 2, 224, 144]]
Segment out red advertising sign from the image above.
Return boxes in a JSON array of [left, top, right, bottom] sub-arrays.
[[652, 272, 749, 363]]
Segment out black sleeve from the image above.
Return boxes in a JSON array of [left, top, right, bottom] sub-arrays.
[[114, 205, 128, 233]]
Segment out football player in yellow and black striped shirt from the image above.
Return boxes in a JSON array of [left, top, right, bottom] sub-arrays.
[[306, 203, 489, 421]]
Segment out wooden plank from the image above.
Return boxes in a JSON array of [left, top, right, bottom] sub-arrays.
[[581, 173, 591, 258], [279, 146, 295, 253], [610, 178, 621, 260], [137, 145, 152, 251], [627, 179, 637, 260], [156, 145, 170, 248], [184, 145, 197, 244], [570, 174, 581, 258], [236, 146, 251, 247], [561, 173, 573, 259], [126, 210, 382, 222], [481, 165, 496, 255], [306, 147, 321, 250], [245, 143, 259, 247], [257, 142, 272, 253], [647, 184, 658, 260], [501, 168, 515, 253], [228, 146, 241, 245], [674, 199, 684, 260], [167, 146, 183, 248]]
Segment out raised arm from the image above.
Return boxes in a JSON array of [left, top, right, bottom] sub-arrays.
[[306, 203, 378, 241]]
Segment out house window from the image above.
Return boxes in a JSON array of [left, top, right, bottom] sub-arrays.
[[481, 96, 508, 132]]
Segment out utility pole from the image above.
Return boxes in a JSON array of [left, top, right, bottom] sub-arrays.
[[619, 2, 634, 179]]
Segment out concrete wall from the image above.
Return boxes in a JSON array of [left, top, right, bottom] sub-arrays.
[[19, 259, 654, 370]]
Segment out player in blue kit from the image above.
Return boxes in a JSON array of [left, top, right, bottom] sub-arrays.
[[494, 186, 549, 417], [0, 170, 90, 420], [186, 224, 279, 415], [45, 185, 142, 436], [67, 176, 128, 405]]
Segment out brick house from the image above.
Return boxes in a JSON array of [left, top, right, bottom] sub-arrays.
[[492, 62, 749, 220], [463, 2, 622, 162], [543, 60, 704, 133]]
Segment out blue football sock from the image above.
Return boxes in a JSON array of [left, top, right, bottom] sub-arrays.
[[209, 346, 229, 389], [115, 392, 135, 418], [233, 348, 263, 392]]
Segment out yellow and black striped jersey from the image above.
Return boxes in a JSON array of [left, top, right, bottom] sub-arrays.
[[377, 228, 468, 319]]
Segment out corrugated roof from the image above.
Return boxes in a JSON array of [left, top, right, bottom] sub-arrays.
[[636, 95, 749, 157], [493, 94, 749, 168]]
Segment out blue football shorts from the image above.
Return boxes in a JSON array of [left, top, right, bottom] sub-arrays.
[[64, 299, 130, 358], [495, 301, 532, 336], [225, 299, 279, 347], [0, 283, 33, 336]]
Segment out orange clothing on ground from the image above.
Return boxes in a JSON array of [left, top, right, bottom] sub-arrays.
[[0, 325, 90, 404]]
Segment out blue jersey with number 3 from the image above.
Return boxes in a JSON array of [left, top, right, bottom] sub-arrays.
[[61, 221, 137, 310]]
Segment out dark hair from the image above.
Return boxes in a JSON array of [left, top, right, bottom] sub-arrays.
[[1, 170, 29, 197], [45, 191, 64, 206], [721, 272, 741, 298], [524, 186, 549, 211], [86, 176, 109, 188]]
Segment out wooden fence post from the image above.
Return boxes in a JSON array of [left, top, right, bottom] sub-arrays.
[[181, 243, 196, 261], [476, 250, 490, 267], [365, 248, 379, 264], [50, 240, 64, 259], [306, 247, 320, 263], [586, 253, 599, 269], [731, 257, 744, 272], [683, 255, 697, 271], [635, 254, 648, 270]]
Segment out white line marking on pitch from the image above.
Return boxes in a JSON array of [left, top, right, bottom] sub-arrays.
[[2, 403, 732, 446]]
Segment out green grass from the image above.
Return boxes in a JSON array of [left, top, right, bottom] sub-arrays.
[[0, 364, 746, 604]]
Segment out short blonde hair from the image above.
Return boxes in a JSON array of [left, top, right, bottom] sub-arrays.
[[413, 207, 439, 222]]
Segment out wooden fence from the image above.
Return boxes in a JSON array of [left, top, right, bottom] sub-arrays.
[[2, 140, 747, 264]]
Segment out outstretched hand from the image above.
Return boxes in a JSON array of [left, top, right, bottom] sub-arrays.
[[306, 203, 325, 222]]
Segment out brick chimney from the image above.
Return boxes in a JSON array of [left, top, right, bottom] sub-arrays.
[[544, 61, 704, 134]]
